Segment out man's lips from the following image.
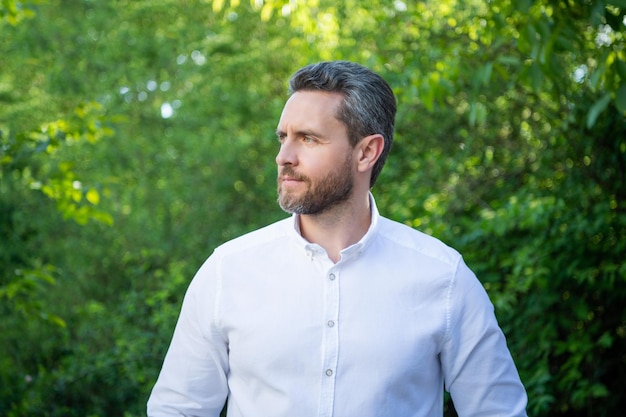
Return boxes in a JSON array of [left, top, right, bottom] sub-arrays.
[[279, 176, 301, 182], [278, 169, 306, 183], [279, 176, 303, 187]]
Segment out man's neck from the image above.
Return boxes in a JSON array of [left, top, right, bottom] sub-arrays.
[[298, 193, 372, 263]]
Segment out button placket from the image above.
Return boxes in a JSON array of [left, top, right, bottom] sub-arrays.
[[318, 268, 340, 416]]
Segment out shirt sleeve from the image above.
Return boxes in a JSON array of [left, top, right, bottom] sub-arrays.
[[147, 253, 229, 417], [441, 257, 528, 417]]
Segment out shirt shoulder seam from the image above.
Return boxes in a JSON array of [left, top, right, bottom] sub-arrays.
[[444, 256, 462, 343]]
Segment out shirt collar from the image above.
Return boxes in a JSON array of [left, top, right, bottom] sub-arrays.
[[289, 192, 380, 261]]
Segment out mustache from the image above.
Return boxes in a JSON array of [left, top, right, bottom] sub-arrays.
[[278, 166, 308, 182]]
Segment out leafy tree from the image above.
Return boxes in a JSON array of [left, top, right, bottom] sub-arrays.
[[1, 0, 624, 416]]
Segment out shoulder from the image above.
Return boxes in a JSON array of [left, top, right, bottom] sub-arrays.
[[375, 216, 463, 269], [214, 217, 294, 257]]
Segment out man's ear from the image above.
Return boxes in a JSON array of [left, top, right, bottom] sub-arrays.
[[356, 134, 385, 173]]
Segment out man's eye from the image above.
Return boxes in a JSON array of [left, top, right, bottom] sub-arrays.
[[303, 136, 315, 143]]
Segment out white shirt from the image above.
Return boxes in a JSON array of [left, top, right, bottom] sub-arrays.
[[148, 196, 527, 417]]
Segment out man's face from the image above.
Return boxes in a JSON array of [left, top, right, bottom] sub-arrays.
[[275, 91, 356, 215]]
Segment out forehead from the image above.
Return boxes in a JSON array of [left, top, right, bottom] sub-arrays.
[[277, 91, 344, 131]]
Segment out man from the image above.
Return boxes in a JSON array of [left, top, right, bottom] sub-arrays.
[[147, 61, 528, 416]]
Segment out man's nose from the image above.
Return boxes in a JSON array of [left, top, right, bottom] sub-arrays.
[[276, 139, 297, 166]]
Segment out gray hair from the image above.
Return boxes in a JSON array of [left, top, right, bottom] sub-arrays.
[[288, 61, 396, 187]]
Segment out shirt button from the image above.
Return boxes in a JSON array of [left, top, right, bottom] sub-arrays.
[[329, 273, 336, 280], [325, 369, 333, 376], [327, 320, 335, 327]]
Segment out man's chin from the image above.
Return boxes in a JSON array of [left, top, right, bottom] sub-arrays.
[[278, 195, 312, 215], [277, 194, 298, 213], [278, 198, 302, 214]]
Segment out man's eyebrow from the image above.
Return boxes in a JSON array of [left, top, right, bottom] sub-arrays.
[[275, 128, 322, 138]]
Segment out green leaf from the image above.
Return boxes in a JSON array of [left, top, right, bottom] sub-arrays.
[[587, 93, 612, 129], [496, 55, 521, 66], [616, 84, 626, 114], [589, 64, 605, 90], [212, 0, 226, 13], [590, 383, 609, 398], [530, 62, 543, 90], [616, 59, 626, 80], [590, 0, 606, 26], [477, 62, 493, 86], [605, 0, 626, 7], [597, 331, 613, 348], [86, 188, 100, 205], [42, 313, 67, 328]]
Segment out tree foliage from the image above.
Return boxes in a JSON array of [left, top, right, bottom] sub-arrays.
[[1, 0, 624, 416]]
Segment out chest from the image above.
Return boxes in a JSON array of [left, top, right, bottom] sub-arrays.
[[218, 257, 449, 377]]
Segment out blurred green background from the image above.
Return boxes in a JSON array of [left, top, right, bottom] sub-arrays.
[[1, 0, 625, 415]]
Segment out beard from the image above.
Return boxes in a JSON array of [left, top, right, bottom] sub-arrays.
[[277, 155, 354, 215]]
